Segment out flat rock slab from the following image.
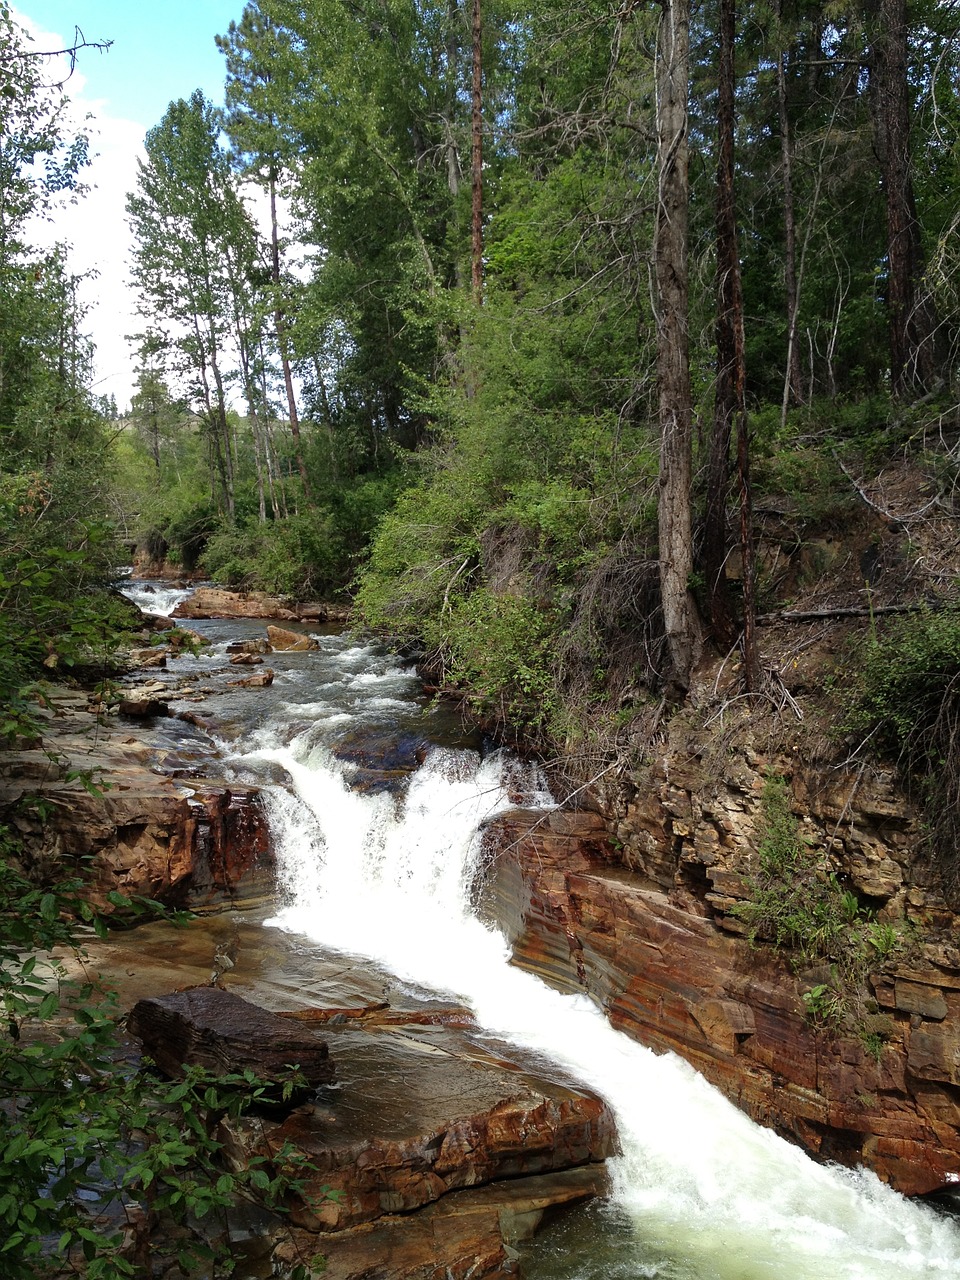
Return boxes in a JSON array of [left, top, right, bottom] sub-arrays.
[[274, 1165, 611, 1279], [128, 987, 335, 1098], [230, 1023, 616, 1231]]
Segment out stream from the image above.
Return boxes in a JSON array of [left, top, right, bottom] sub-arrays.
[[121, 581, 960, 1278]]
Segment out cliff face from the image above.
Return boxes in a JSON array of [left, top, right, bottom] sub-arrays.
[[483, 731, 960, 1196], [0, 689, 272, 913]]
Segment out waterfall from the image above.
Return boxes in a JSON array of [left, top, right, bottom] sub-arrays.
[[119, 578, 193, 617], [256, 742, 960, 1278], [220, 641, 960, 1279]]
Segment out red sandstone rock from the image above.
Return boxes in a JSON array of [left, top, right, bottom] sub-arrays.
[[482, 805, 960, 1196], [228, 669, 275, 688], [266, 625, 319, 652], [128, 987, 335, 1099], [173, 588, 299, 621], [273, 1166, 609, 1280], [171, 588, 347, 623], [224, 1024, 616, 1232], [0, 692, 272, 913]]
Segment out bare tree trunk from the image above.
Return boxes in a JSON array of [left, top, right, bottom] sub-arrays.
[[471, 0, 483, 304], [777, 25, 802, 423], [209, 352, 236, 524], [703, 0, 738, 652], [655, 0, 701, 694], [446, 0, 463, 202], [708, 0, 758, 689], [311, 354, 339, 483], [269, 167, 312, 500], [192, 318, 232, 522], [868, 0, 941, 396]]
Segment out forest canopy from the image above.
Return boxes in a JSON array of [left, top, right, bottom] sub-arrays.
[[9, 0, 960, 734]]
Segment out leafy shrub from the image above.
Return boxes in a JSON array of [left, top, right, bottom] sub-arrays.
[[734, 777, 905, 1032], [444, 589, 561, 731], [0, 832, 328, 1278], [839, 606, 960, 899]]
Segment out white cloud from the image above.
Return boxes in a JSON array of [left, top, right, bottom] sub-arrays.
[[13, 8, 146, 411]]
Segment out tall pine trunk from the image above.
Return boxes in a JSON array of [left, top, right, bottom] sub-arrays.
[[705, 0, 758, 689], [655, 0, 701, 694], [471, 0, 483, 304], [777, 29, 801, 421], [868, 0, 941, 396]]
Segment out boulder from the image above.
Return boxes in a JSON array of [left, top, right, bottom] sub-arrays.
[[128, 987, 335, 1101], [226, 638, 272, 656], [225, 1023, 616, 1232], [228, 670, 275, 688], [266, 625, 319, 652]]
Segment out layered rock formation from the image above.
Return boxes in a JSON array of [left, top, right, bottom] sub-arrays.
[[482, 747, 960, 1196], [107, 924, 614, 1280], [172, 587, 349, 624], [0, 690, 271, 912]]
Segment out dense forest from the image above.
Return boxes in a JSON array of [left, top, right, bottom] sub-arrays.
[[5, 0, 960, 744], [112, 0, 960, 736]]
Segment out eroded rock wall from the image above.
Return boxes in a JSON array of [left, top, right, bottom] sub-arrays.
[[0, 691, 272, 911], [482, 747, 960, 1195]]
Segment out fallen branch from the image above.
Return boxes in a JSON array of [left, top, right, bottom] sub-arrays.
[[757, 602, 940, 625]]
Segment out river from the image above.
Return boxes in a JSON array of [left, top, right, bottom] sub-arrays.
[[121, 581, 960, 1278]]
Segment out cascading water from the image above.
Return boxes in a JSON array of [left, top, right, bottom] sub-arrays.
[[217, 633, 960, 1280], [119, 577, 193, 618]]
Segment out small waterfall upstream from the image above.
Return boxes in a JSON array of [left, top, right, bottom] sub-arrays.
[[209, 633, 960, 1279]]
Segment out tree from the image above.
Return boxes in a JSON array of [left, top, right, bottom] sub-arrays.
[[654, 0, 701, 693], [218, 5, 312, 501], [867, 0, 943, 396], [127, 91, 263, 522], [703, 0, 758, 688]]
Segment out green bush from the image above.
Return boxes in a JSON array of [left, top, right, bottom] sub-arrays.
[[0, 833, 329, 1278], [733, 777, 905, 1032], [444, 589, 561, 730], [839, 606, 960, 900], [840, 607, 960, 760]]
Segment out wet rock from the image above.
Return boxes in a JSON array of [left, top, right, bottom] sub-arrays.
[[227, 638, 273, 656], [0, 690, 272, 913], [128, 987, 335, 1101], [118, 693, 170, 718], [128, 647, 169, 668], [228, 670, 275, 689], [173, 588, 300, 621], [224, 1023, 616, 1232], [266, 625, 318, 652], [333, 731, 432, 774], [172, 589, 345, 623], [228, 653, 264, 666], [274, 1166, 610, 1280]]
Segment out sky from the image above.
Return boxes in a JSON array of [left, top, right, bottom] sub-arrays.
[[13, 2, 245, 409]]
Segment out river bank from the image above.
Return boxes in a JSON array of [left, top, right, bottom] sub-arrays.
[[7, 584, 960, 1278]]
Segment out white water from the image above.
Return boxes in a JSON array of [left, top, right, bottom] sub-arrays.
[[119, 578, 193, 617], [225, 653, 960, 1279]]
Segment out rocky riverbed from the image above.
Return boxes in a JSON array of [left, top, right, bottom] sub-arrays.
[[0, 601, 615, 1279]]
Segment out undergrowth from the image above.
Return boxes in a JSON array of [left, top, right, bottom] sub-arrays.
[[838, 606, 960, 902], [735, 777, 905, 1042]]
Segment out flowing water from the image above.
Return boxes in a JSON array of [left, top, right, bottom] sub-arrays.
[[118, 575, 194, 618], [118, 592, 960, 1278]]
